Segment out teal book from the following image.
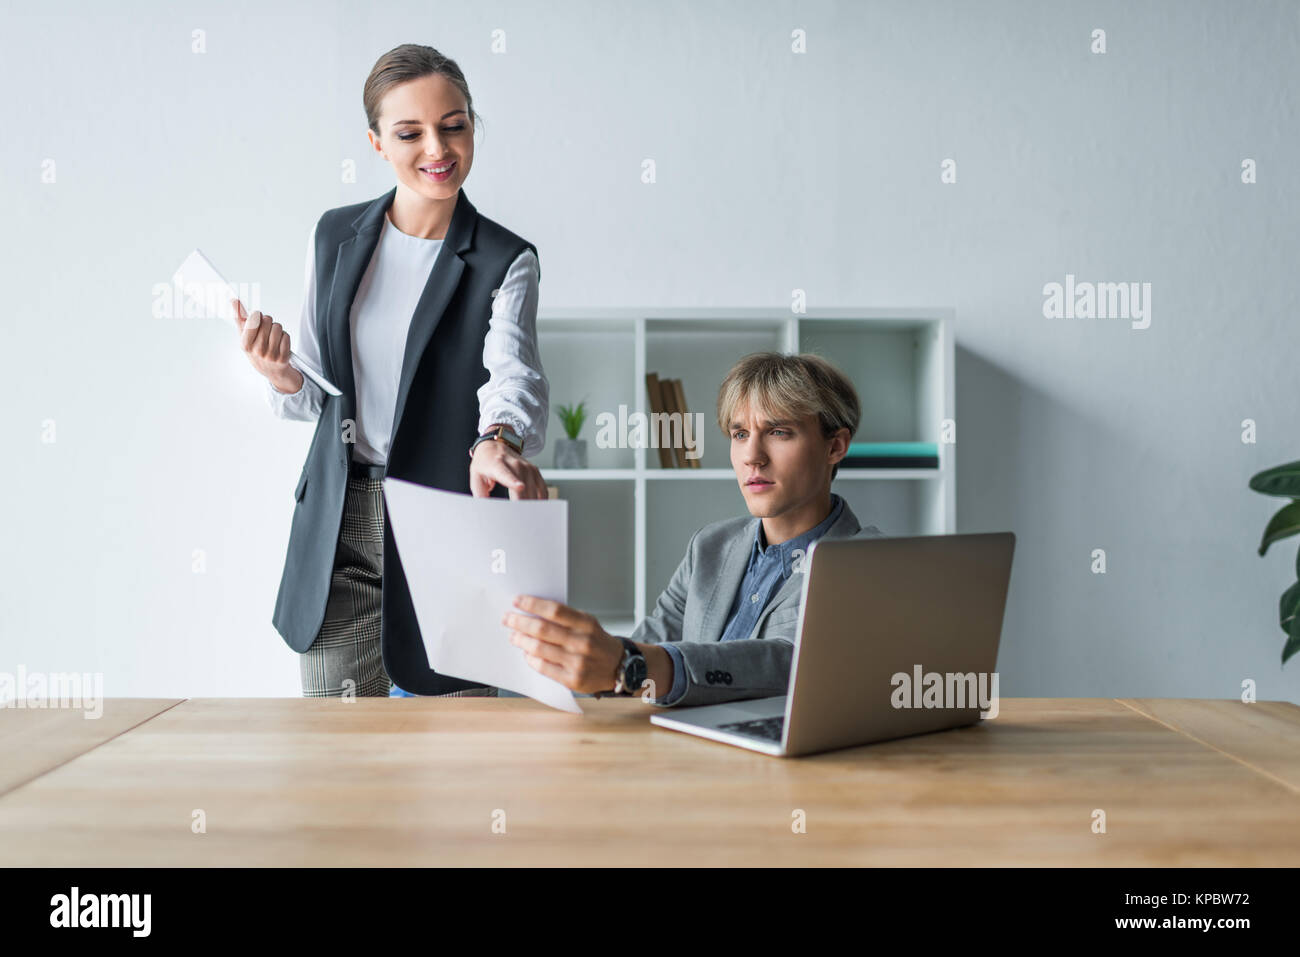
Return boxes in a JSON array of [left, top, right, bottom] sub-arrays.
[[845, 442, 939, 458], [841, 441, 939, 469]]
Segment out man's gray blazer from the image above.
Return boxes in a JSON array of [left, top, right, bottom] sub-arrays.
[[629, 498, 885, 708]]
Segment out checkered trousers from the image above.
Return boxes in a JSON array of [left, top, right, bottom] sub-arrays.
[[298, 474, 498, 699]]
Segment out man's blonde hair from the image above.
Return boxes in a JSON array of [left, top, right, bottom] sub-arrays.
[[716, 352, 861, 479]]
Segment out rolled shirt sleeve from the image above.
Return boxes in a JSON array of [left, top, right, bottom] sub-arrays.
[[656, 643, 690, 706], [476, 248, 548, 457], [265, 222, 326, 422]]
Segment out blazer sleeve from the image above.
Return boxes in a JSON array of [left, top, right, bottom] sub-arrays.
[[628, 525, 794, 709], [663, 638, 794, 709], [265, 221, 326, 421]]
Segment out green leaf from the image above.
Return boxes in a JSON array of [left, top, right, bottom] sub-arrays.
[[554, 399, 588, 440], [1282, 581, 1300, 635], [1284, 612, 1300, 666], [1257, 501, 1300, 556], [1249, 460, 1300, 497]]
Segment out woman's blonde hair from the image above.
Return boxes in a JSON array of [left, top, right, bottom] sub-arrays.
[[716, 353, 861, 479]]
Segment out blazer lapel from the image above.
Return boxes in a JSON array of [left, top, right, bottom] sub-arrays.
[[816, 497, 864, 543], [699, 518, 761, 644], [757, 498, 865, 614], [322, 186, 477, 446], [324, 189, 392, 414], [391, 188, 477, 445]]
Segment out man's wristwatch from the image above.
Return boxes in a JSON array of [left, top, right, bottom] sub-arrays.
[[607, 636, 647, 697], [468, 424, 524, 459]]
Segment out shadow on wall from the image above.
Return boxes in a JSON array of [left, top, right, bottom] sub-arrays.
[[954, 340, 1157, 696]]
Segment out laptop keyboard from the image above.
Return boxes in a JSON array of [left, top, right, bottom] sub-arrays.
[[716, 715, 785, 743]]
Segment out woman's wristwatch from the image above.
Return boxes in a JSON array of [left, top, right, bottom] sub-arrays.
[[468, 424, 524, 459]]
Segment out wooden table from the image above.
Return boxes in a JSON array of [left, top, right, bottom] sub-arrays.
[[1, 697, 1297, 866]]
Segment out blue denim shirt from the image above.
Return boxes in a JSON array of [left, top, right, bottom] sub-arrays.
[[654, 494, 845, 706]]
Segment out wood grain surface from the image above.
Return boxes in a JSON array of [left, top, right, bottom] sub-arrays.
[[0, 696, 1296, 866]]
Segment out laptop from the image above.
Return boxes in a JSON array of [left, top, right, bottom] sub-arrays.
[[649, 531, 1016, 757]]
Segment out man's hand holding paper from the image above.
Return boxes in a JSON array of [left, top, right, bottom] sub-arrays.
[[382, 478, 581, 712]]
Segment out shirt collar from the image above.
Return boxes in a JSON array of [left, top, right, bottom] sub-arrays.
[[753, 493, 845, 576]]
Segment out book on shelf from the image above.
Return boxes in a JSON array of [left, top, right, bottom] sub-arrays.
[[666, 377, 702, 469], [644, 372, 676, 469], [645, 373, 699, 468], [838, 441, 940, 470], [661, 377, 684, 468]]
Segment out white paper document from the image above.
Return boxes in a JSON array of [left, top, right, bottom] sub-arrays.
[[382, 478, 580, 713], [172, 247, 342, 396]]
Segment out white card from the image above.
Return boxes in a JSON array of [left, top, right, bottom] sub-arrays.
[[173, 247, 342, 396]]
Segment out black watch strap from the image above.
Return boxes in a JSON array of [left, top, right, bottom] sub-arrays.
[[613, 637, 645, 697], [468, 425, 524, 459], [595, 637, 643, 699]]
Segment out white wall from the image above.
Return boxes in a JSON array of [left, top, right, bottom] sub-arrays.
[[2, 0, 1297, 702]]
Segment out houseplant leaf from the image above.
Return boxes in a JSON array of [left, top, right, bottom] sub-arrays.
[[1281, 580, 1300, 635], [1249, 460, 1300, 497], [1284, 612, 1300, 665], [1257, 500, 1300, 556]]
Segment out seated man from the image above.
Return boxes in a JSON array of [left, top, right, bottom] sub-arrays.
[[504, 351, 885, 707]]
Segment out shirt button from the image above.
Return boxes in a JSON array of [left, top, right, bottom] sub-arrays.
[[751, 593, 759, 603]]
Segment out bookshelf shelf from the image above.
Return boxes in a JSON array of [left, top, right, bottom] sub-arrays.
[[540, 469, 637, 481], [535, 308, 954, 633]]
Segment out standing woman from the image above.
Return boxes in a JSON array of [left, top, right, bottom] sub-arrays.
[[237, 43, 549, 697]]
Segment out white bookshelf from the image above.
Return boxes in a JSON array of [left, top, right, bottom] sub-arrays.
[[534, 308, 955, 637]]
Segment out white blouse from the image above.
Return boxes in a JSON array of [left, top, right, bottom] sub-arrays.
[[266, 210, 548, 463]]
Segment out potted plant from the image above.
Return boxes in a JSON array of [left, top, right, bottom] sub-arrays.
[[1249, 459, 1300, 665], [554, 399, 588, 469]]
